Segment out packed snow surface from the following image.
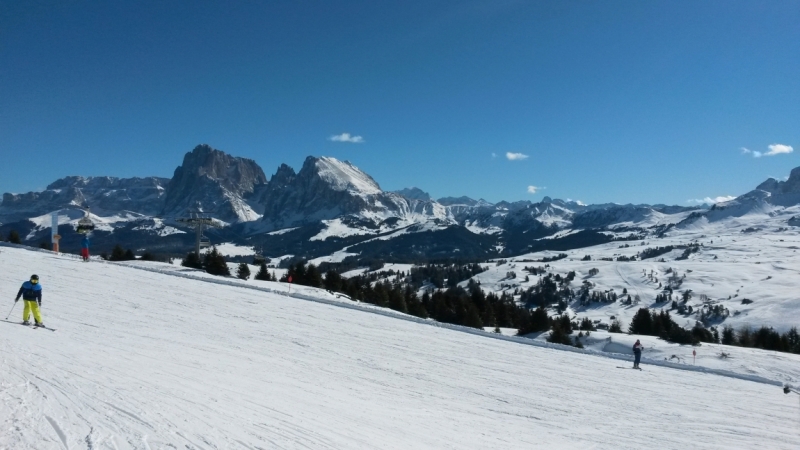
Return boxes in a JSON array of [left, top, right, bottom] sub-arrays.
[[1, 246, 799, 449]]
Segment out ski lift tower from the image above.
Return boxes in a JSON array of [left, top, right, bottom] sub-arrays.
[[177, 213, 221, 256]]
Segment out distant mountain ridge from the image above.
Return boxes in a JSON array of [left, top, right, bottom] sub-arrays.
[[2, 143, 795, 261]]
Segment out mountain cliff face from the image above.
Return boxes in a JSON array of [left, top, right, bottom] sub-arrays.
[[162, 144, 267, 222], [679, 167, 800, 225], [750, 167, 800, 207], [394, 187, 431, 201], [0, 176, 169, 222], [257, 156, 450, 232]]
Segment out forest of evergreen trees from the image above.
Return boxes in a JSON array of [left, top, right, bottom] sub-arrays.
[[626, 307, 800, 354], [279, 260, 800, 356], [279, 261, 550, 331]]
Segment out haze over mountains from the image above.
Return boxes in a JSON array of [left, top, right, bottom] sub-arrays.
[[1, 144, 799, 261]]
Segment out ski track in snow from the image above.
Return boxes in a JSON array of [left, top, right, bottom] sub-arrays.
[[1, 246, 799, 449]]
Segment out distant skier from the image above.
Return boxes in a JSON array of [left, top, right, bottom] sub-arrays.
[[80, 235, 90, 262], [632, 339, 643, 369], [14, 274, 44, 327]]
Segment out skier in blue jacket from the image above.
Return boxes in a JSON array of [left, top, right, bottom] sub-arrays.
[[632, 339, 643, 369], [15, 274, 44, 326]]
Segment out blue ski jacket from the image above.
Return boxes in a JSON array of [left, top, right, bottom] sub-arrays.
[[16, 281, 42, 303], [81, 236, 90, 249]]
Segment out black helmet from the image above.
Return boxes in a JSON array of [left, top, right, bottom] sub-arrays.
[[30, 274, 39, 281]]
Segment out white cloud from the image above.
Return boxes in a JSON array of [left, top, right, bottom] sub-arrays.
[[506, 152, 529, 161], [742, 144, 793, 158], [527, 185, 545, 194], [766, 144, 793, 156], [742, 147, 763, 157], [687, 195, 736, 205], [329, 133, 364, 143]]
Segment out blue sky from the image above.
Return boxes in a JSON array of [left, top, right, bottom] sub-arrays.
[[1, 1, 798, 205]]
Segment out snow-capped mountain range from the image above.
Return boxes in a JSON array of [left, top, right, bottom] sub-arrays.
[[2, 144, 799, 261]]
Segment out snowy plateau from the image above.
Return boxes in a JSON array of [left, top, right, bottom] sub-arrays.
[[1, 245, 800, 449]]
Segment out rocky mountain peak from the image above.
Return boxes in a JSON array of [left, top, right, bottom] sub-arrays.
[[173, 144, 267, 193], [270, 164, 297, 186], [303, 156, 382, 196], [162, 145, 267, 222], [438, 196, 480, 207], [394, 187, 432, 201], [0, 175, 169, 222]]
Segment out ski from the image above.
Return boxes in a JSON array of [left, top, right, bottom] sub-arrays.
[[1, 319, 55, 331], [616, 366, 642, 370], [1, 319, 31, 327]]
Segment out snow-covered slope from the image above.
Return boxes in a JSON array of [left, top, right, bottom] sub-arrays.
[[315, 156, 382, 196], [1, 246, 800, 449], [470, 205, 800, 334]]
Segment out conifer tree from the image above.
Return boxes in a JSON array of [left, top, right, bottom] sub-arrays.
[[721, 325, 736, 345], [787, 327, 800, 353], [236, 263, 251, 280], [405, 286, 428, 319], [140, 251, 157, 261], [110, 244, 126, 261], [182, 252, 203, 269], [628, 308, 653, 335], [463, 303, 483, 329], [324, 270, 343, 292], [372, 282, 390, 307], [8, 230, 21, 244], [203, 247, 230, 276], [388, 288, 408, 314], [530, 306, 549, 332], [547, 322, 573, 345], [738, 327, 753, 347], [254, 263, 271, 281], [305, 264, 323, 288]]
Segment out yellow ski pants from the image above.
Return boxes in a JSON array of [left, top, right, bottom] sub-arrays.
[[23, 300, 43, 324]]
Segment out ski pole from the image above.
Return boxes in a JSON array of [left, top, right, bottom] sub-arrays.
[[5, 301, 18, 320]]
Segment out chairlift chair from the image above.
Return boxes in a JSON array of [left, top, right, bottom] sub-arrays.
[[76, 216, 95, 234], [199, 235, 211, 248]]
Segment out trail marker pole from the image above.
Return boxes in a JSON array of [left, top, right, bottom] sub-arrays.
[[693, 349, 696, 365], [287, 275, 293, 294]]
